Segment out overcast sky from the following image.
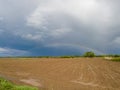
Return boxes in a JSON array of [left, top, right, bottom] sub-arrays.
[[0, 0, 120, 56]]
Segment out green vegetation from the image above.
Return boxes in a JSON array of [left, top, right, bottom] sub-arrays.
[[111, 57, 120, 62], [0, 56, 82, 58], [83, 51, 95, 57], [58, 55, 81, 58], [0, 77, 38, 90], [105, 54, 120, 57], [0, 53, 120, 58]]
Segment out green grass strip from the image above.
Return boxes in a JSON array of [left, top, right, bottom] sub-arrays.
[[0, 77, 38, 90]]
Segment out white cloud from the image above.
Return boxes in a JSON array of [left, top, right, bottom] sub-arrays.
[[114, 37, 120, 44], [0, 47, 28, 56], [50, 28, 72, 37], [0, 48, 9, 53], [27, 0, 112, 27], [0, 17, 4, 21], [26, 0, 114, 42], [21, 34, 43, 41], [65, 0, 112, 26]]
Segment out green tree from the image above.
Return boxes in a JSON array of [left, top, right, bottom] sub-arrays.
[[83, 51, 95, 57]]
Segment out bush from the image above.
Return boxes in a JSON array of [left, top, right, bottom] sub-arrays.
[[111, 58, 120, 62], [83, 51, 95, 57], [59, 56, 74, 58]]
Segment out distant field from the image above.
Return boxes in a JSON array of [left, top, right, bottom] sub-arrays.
[[0, 58, 120, 90]]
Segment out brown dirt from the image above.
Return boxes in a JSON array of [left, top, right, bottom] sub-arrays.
[[0, 58, 120, 90]]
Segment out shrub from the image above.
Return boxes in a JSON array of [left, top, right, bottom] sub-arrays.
[[59, 56, 74, 58], [113, 55, 120, 57], [111, 58, 120, 62], [83, 51, 95, 57]]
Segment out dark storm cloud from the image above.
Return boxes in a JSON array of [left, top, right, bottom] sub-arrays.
[[0, 0, 120, 56]]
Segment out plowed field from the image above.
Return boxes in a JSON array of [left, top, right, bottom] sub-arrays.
[[0, 58, 120, 90]]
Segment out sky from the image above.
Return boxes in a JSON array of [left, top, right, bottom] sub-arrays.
[[0, 0, 120, 56]]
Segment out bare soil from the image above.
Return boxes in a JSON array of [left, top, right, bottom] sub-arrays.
[[0, 58, 120, 90]]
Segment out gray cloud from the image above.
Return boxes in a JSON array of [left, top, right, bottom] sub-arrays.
[[26, 0, 120, 53], [0, 0, 120, 55]]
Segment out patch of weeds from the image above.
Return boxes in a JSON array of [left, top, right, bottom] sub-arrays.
[[111, 58, 120, 62], [0, 77, 38, 90]]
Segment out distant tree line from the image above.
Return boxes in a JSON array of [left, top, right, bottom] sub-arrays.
[[0, 52, 120, 58]]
